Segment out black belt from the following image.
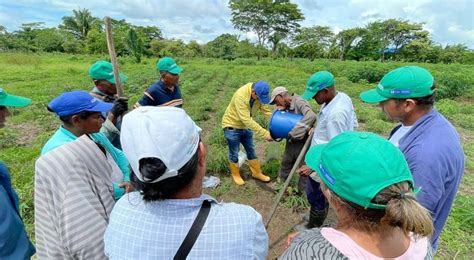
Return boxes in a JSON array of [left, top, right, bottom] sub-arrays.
[[225, 127, 235, 130]]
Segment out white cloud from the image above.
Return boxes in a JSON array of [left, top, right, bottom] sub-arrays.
[[0, 0, 472, 47]]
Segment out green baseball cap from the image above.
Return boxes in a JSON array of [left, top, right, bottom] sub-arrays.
[[156, 57, 183, 74], [0, 88, 32, 107], [305, 131, 414, 209], [360, 66, 434, 104], [88, 61, 128, 84], [302, 71, 335, 100]]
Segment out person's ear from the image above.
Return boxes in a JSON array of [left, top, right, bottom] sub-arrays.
[[197, 142, 206, 167], [404, 99, 417, 113], [71, 115, 83, 127]]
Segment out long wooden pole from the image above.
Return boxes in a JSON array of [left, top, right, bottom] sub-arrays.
[[104, 17, 124, 97], [265, 132, 314, 228]]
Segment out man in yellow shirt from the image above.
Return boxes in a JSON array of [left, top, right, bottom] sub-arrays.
[[222, 81, 273, 185]]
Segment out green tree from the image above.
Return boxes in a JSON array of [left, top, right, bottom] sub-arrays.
[[61, 8, 100, 40], [85, 28, 107, 54], [236, 39, 259, 58], [135, 25, 162, 55], [124, 28, 143, 63], [399, 36, 440, 63], [186, 40, 204, 57], [293, 26, 334, 60], [333, 28, 365, 60], [206, 34, 239, 60], [440, 44, 468, 64], [34, 28, 66, 52], [229, 0, 304, 59], [366, 19, 426, 61], [15, 22, 46, 51]]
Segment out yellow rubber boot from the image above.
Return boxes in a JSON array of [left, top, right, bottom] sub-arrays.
[[248, 159, 271, 183], [229, 161, 245, 186]]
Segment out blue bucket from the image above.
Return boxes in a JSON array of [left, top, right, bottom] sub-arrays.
[[269, 110, 303, 140]]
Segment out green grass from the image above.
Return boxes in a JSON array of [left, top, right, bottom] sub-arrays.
[[0, 53, 472, 257]]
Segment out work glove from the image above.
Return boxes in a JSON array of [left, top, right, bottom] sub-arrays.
[[110, 97, 129, 117]]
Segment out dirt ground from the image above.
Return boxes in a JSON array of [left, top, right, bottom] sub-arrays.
[[205, 163, 338, 259]]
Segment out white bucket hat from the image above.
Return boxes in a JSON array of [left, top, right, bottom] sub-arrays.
[[120, 106, 201, 183]]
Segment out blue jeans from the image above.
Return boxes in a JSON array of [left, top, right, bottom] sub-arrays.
[[224, 128, 257, 163], [306, 177, 329, 211]]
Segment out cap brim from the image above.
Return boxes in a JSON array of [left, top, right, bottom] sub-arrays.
[[359, 89, 388, 104], [301, 89, 316, 100], [0, 94, 32, 108], [168, 66, 183, 75], [107, 72, 128, 84], [305, 144, 326, 171], [259, 95, 270, 104], [86, 100, 113, 113], [269, 95, 277, 105]]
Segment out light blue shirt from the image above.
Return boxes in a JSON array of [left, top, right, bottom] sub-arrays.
[[41, 126, 130, 199], [312, 92, 358, 145], [104, 192, 269, 259], [391, 109, 465, 250]]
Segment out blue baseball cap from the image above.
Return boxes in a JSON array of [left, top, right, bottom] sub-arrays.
[[253, 81, 270, 104], [47, 90, 113, 117]]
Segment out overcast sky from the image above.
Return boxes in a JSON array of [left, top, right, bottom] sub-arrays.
[[0, 0, 473, 48]]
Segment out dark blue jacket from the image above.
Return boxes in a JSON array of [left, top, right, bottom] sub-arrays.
[[390, 109, 465, 250], [0, 161, 35, 259], [136, 80, 183, 107]]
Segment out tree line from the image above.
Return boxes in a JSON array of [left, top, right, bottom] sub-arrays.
[[0, 2, 472, 64]]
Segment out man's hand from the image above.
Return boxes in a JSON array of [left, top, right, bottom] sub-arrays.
[[308, 127, 315, 136], [119, 182, 133, 193], [286, 232, 300, 248], [265, 134, 274, 142], [110, 97, 129, 118], [297, 165, 312, 176]]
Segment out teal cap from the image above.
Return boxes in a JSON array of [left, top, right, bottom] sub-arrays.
[[302, 71, 335, 100], [305, 131, 414, 209], [0, 88, 32, 107], [88, 61, 128, 84], [156, 57, 183, 74], [360, 66, 434, 104]]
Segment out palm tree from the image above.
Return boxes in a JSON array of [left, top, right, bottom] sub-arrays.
[[60, 8, 99, 40]]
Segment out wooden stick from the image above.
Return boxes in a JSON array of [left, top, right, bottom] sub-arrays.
[[104, 17, 124, 97], [265, 132, 314, 228]]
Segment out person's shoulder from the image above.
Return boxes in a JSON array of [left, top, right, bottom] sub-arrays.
[[281, 228, 346, 259], [113, 192, 143, 211], [147, 80, 163, 93]]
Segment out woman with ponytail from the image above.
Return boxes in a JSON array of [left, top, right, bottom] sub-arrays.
[[280, 132, 434, 259]]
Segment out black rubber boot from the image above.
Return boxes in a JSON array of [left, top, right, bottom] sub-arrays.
[[307, 206, 328, 228], [295, 206, 328, 231]]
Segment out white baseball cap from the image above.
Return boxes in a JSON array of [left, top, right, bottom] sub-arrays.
[[120, 106, 202, 183]]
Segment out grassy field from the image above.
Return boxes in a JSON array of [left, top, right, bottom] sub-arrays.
[[0, 52, 472, 258]]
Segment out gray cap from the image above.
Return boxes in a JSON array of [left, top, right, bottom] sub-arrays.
[[269, 86, 288, 105]]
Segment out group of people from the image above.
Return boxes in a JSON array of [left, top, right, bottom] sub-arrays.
[[0, 56, 465, 259]]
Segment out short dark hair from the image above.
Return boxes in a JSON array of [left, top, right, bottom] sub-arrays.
[[394, 83, 436, 109], [57, 110, 98, 126], [132, 148, 200, 202]]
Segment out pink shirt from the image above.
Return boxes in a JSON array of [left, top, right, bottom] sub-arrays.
[[321, 227, 430, 260]]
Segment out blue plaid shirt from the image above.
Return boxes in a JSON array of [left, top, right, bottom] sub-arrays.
[[104, 192, 268, 259]]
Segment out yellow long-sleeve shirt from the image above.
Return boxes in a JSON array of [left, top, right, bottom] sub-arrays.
[[221, 83, 272, 139]]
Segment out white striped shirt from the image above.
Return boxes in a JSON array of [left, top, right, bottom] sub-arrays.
[[35, 135, 115, 259]]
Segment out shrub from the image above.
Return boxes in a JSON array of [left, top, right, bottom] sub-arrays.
[[436, 73, 471, 99], [347, 65, 388, 83]]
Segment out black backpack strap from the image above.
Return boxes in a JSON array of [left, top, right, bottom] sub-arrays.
[[174, 200, 212, 260]]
